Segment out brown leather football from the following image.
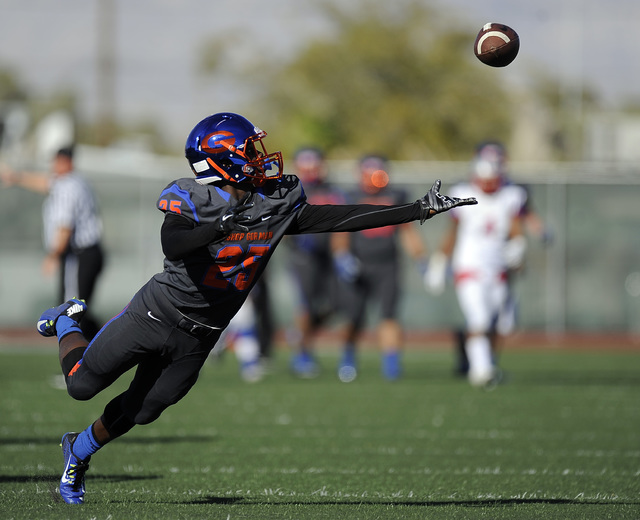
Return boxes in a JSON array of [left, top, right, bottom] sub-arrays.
[[474, 23, 520, 68]]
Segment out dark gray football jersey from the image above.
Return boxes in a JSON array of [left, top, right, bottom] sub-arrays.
[[152, 175, 305, 327], [346, 187, 409, 264]]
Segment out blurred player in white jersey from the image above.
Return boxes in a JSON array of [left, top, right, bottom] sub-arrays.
[[426, 142, 528, 386]]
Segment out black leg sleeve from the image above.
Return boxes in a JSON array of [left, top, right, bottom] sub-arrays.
[[101, 393, 136, 440], [61, 348, 87, 378]]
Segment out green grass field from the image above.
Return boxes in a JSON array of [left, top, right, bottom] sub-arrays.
[[1, 344, 639, 519]]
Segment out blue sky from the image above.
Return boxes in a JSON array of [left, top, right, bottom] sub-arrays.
[[1, 0, 637, 147]]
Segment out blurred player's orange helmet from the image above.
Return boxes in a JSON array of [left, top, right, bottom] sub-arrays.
[[471, 141, 507, 194], [359, 154, 389, 194]]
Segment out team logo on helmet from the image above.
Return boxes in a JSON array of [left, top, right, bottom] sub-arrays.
[[201, 131, 236, 155]]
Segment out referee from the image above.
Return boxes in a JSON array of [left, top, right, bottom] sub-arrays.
[[3, 146, 104, 339]]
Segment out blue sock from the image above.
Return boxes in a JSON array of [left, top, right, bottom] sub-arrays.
[[56, 315, 82, 341], [382, 351, 402, 381], [341, 343, 356, 365], [72, 425, 102, 461]]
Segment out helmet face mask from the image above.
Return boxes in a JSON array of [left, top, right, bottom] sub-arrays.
[[239, 131, 283, 181], [186, 112, 283, 186]]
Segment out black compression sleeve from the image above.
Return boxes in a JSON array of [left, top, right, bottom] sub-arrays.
[[290, 202, 422, 235], [161, 213, 224, 260]]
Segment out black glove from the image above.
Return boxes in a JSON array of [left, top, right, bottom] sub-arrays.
[[218, 201, 254, 234], [418, 180, 478, 224]]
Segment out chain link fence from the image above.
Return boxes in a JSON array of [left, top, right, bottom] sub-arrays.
[[1, 145, 638, 338]]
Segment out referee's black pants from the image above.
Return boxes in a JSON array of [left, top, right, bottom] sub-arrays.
[[60, 243, 104, 339]]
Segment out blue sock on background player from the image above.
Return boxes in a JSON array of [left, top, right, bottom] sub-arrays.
[[381, 351, 402, 381]]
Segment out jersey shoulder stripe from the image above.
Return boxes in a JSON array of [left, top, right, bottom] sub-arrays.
[[158, 183, 201, 222]]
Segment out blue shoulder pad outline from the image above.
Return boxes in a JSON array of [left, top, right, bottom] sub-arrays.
[[157, 184, 200, 223]]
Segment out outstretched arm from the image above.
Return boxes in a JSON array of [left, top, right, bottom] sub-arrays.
[[290, 180, 477, 235], [1, 165, 51, 194], [161, 200, 253, 260]]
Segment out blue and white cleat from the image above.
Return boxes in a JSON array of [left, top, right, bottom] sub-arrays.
[[337, 351, 357, 383], [59, 432, 90, 504], [290, 352, 319, 379], [37, 299, 87, 337], [240, 360, 265, 383]]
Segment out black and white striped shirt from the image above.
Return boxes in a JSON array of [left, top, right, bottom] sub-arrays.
[[42, 171, 103, 251]]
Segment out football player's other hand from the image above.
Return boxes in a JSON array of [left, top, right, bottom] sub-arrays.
[[218, 201, 253, 234], [503, 235, 527, 269], [333, 252, 361, 283], [418, 180, 477, 223], [423, 251, 448, 295], [416, 259, 428, 279], [0, 164, 17, 187], [540, 227, 554, 246], [42, 253, 60, 278]]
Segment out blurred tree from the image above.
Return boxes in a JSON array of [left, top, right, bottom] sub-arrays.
[[79, 116, 170, 154], [529, 71, 599, 160], [0, 65, 169, 155], [0, 67, 26, 102], [199, 1, 515, 160]]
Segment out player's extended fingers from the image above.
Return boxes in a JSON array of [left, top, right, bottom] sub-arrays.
[[455, 197, 478, 206]]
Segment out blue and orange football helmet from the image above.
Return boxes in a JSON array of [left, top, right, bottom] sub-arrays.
[[185, 112, 283, 185]]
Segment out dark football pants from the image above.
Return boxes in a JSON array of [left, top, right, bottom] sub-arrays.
[[343, 260, 401, 331], [289, 250, 338, 322], [65, 282, 221, 435]]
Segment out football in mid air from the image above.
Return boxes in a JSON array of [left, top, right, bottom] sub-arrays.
[[474, 22, 519, 67]]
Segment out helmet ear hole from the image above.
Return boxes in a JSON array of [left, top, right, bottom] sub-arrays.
[[218, 158, 233, 170]]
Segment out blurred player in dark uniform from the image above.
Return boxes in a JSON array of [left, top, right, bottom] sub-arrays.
[[35, 112, 476, 504], [333, 155, 429, 382], [287, 147, 345, 377], [252, 274, 274, 362]]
